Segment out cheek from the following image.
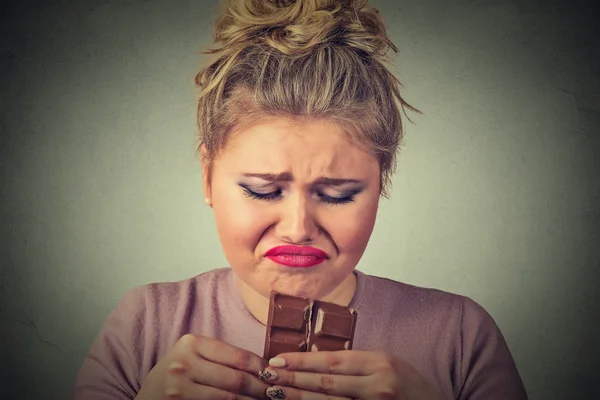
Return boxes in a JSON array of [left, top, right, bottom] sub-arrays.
[[327, 201, 378, 254], [212, 184, 268, 253]]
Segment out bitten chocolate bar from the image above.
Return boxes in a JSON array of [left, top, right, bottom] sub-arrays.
[[263, 291, 357, 359]]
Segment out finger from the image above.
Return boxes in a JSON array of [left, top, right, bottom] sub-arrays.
[[265, 385, 352, 400], [181, 334, 268, 374], [259, 367, 369, 398], [270, 350, 379, 375], [166, 357, 270, 399], [163, 377, 258, 400]]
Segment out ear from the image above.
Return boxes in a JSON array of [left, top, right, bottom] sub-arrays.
[[200, 143, 212, 202]]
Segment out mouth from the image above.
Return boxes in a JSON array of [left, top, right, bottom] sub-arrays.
[[264, 245, 329, 268]]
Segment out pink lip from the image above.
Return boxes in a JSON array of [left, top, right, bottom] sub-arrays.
[[264, 245, 329, 268]]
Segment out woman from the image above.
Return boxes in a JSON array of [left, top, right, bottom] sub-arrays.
[[74, 1, 528, 399]]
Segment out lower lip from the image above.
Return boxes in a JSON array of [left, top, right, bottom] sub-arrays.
[[266, 255, 327, 268]]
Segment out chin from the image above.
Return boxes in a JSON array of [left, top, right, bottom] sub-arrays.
[[245, 263, 351, 300], [271, 286, 317, 298], [265, 278, 334, 300]]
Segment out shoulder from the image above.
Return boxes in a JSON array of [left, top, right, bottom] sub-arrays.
[[360, 272, 502, 334], [355, 272, 527, 398], [74, 268, 233, 398], [356, 272, 508, 352], [103, 267, 233, 362], [359, 275, 527, 400], [358, 271, 469, 319], [364, 268, 511, 323], [118, 267, 231, 313]]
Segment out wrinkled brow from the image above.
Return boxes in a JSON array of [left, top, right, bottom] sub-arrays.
[[242, 173, 363, 186]]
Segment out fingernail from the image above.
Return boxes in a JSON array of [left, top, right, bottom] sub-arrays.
[[165, 387, 181, 398], [168, 361, 185, 373], [268, 357, 286, 368], [258, 368, 278, 381], [266, 386, 286, 399]]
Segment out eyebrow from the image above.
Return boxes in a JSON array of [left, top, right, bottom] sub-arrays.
[[241, 172, 364, 186]]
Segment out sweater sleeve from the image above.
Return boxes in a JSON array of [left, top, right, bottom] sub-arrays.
[[457, 297, 528, 400], [73, 286, 149, 400]]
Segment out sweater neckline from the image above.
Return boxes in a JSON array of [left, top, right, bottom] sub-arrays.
[[227, 267, 367, 326]]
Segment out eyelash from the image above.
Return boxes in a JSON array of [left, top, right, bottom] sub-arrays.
[[242, 187, 356, 205]]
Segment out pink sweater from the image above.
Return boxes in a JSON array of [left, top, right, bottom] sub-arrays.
[[74, 268, 528, 399]]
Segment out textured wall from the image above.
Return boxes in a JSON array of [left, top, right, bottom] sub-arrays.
[[1, 0, 598, 399]]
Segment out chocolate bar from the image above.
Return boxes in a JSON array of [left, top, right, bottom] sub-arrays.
[[263, 291, 357, 359]]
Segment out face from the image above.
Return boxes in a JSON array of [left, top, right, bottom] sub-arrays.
[[203, 117, 380, 301]]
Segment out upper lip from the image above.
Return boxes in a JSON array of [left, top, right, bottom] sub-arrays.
[[265, 245, 329, 258]]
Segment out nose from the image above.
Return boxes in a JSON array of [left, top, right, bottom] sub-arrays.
[[275, 194, 319, 245]]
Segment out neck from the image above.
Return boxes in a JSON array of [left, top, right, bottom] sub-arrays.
[[235, 272, 358, 326]]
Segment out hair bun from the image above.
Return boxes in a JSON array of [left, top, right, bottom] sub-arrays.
[[212, 0, 396, 58]]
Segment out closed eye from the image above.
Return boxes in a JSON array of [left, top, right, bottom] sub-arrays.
[[318, 193, 355, 205], [242, 187, 282, 201], [241, 186, 357, 205]]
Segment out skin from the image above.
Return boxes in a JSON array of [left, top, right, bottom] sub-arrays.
[[260, 351, 442, 400], [202, 117, 381, 324], [197, 116, 440, 400], [135, 334, 271, 400]]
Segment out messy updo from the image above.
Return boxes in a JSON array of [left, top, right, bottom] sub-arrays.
[[195, 0, 417, 198]]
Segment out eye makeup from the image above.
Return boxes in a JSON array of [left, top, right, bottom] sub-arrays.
[[239, 184, 361, 205], [242, 186, 282, 202]]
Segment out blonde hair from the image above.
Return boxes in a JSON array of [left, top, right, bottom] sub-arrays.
[[195, 0, 417, 198]]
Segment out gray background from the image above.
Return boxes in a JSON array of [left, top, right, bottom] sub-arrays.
[[1, 0, 599, 399]]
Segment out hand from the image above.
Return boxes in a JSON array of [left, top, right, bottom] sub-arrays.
[[135, 334, 271, 400], [257, 350, 442, 400]]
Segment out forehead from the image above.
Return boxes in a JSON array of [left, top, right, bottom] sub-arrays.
[[217, 118, 378, 178]]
